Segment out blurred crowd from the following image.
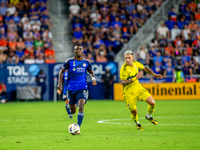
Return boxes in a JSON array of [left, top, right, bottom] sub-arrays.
[[136, 0, 200, 82], [0, 0, 56, 64], [69, 0, 164, 62]]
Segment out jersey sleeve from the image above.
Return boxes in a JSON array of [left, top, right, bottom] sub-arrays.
[[136, 61, 144, 70], [120, 65, 128, 80], [62, 61, 70, 71], [86, 61, 92, 72]]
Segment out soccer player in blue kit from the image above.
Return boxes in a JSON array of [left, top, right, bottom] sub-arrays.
[[62, 70, 73, 119], [57, 44, 97, 133]]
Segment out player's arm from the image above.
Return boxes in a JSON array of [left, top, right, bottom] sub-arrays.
[[87, 61, 97, 86], [121, 79, 133, 87], [57, 61, 69, 94], [88, 70, 97, 85], [121, 71, 143, 87], [57, 69, 64, 95], [143, 66, 163, 79]]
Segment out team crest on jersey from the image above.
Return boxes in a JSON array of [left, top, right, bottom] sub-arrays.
[[83, 63, 86, 67], [73, 61, 76, 66], [135, 67, 137, 70]]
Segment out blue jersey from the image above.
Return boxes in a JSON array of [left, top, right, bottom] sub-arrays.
[[63, 71, 68, 94], [62, 57, 92, 91]]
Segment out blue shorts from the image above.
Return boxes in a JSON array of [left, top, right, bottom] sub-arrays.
[[68, 89, 88, 105]]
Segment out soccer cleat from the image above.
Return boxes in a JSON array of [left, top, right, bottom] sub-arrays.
[[145, 116, 158, 125], [136, 123, 144, 130], [68, 114, 73, 119]]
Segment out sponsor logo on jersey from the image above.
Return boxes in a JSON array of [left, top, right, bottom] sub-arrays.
[[76, 67, 85, 72]]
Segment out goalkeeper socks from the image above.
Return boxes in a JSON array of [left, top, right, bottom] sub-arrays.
[[77, 112, 84, 127], [65, 104, 72, 115], [131, 114, 138, 124], [147, 104, 156, 116]]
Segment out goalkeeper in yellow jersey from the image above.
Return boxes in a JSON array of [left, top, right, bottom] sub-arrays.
[[120, 50, 163, 130]]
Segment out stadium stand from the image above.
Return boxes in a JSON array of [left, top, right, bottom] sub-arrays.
[[69, 0, 164, 62], [136, 0, 200, 82], [0, 0, 55, 64]]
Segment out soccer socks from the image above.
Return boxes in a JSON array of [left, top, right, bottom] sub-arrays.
[[77, 112, 84, 127], [147, 104, 156, 118], [131, 114, 138, 124], [65, 104, 72, 115], [131, 114, 143, 130]]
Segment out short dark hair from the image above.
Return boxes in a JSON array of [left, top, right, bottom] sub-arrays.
[[74, 43, 82, 48]]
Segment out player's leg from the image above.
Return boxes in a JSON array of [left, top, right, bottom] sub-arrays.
[[70, 104, 77, 114], [130, 107, 144, 130], [145, 96, 158, 125], [63, 92, 72, 119], [130, 106, 138, 124], [76, 89, 88, 127], [138, 88, 158, 125], [65, 99, 72, 119], [125, 95, 143, 130], [68, 90, 77, 114], [146, 96, 156, 117], [77, 99, 85, 127]]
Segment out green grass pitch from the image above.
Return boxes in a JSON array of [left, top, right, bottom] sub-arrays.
[[0, 100, 200, 150]]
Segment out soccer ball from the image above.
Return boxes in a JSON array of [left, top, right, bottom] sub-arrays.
[[68, 123, 80, 135]]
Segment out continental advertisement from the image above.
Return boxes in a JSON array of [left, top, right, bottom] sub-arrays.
[[114, 82, 200, 100]]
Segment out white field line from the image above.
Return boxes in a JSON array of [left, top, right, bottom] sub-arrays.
[[97, 116, 200, 126], [97, 121, 200, 126], [0, 119, 32, 121]]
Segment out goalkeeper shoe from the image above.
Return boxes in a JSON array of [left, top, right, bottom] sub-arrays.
[[145, 116, 158, 125], [136, 123, 144, 130], [68, 114, 73, 119]]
